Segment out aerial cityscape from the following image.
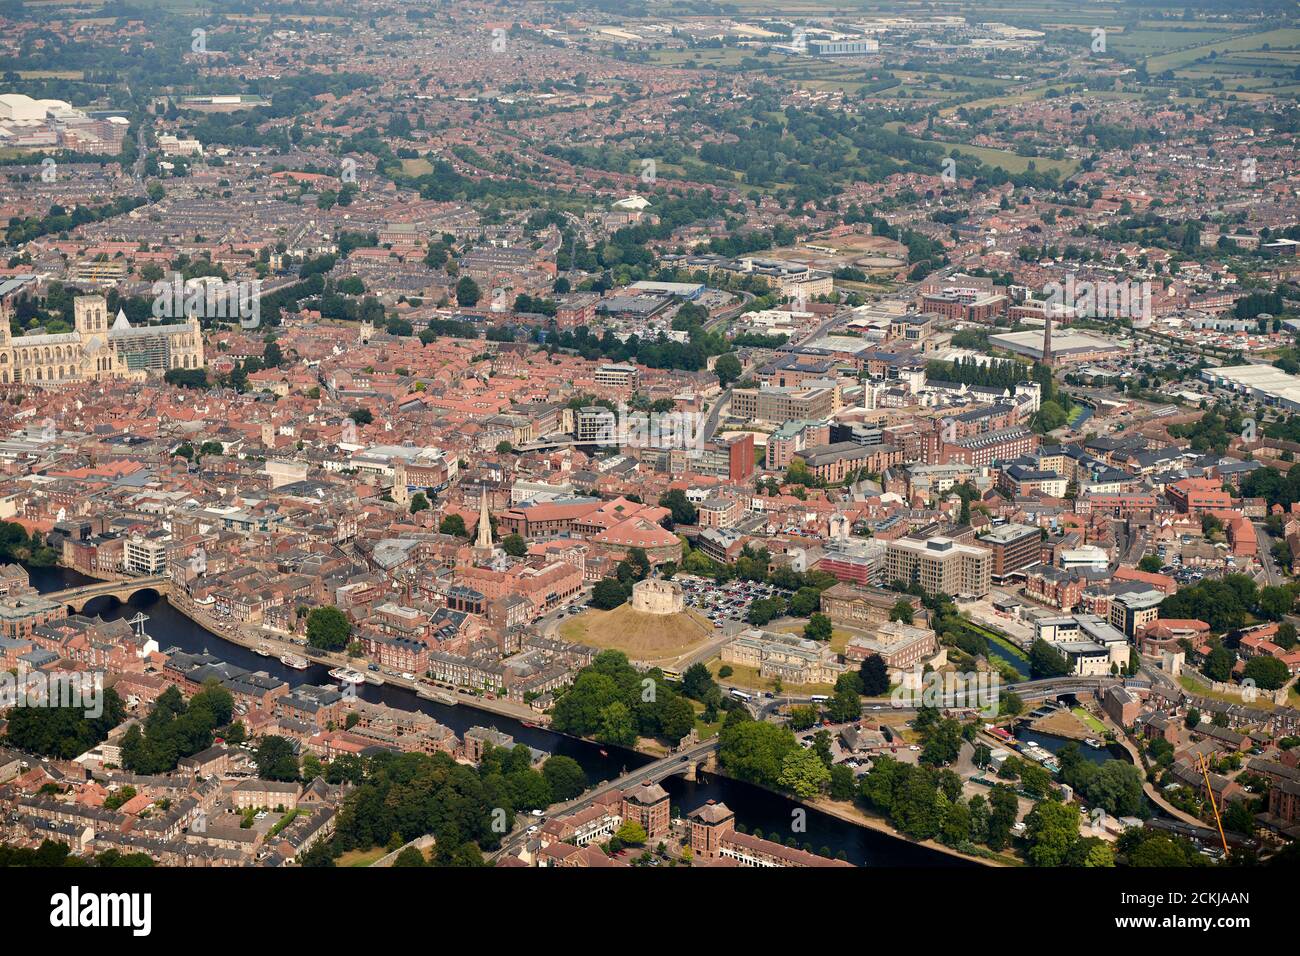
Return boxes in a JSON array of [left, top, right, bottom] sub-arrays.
[[0, 0, 1296, 903]]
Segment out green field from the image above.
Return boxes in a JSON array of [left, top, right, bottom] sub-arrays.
[[336, 847, 387, 867], [934, 141, 1078, 178], [1146, 27, 1300, 74]]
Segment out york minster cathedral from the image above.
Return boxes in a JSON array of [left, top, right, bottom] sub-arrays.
[[0, 294, 204, 385]]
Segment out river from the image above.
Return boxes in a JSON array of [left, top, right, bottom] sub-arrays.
[[18, 563, 968, 866]]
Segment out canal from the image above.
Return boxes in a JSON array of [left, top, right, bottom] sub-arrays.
[[18, 563, 970, 866]]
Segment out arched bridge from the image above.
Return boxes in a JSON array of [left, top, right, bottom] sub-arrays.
[[46, 575, 171, 612]]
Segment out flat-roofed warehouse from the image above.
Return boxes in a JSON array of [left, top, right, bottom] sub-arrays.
[[988, 329, 1123, 363], [1200, 363, 1300, 411]]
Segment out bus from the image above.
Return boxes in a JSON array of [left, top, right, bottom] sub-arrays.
[[730, 689, 753, 702], [660, 668, 681, 682], [808, 695, 829, 704]]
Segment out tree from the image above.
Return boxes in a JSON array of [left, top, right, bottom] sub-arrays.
[[778, 747, 831, 798], [1086, 761, 1145, 817], [920, 717, 963, 767], [1000, 691, 1025, 717], [789, 586, 821, 617], [2, 689, 125, 759], [658, 489, 697, 526], [540, 755, 587, 801], [714, 352, 742, 386], [679, 663, 717, 702], [1029, 638, 1071, 679], [254, 735, 300, 782], [1076, 837, 1115, 867], [804, 613, 833, 642], [1202, 644, 1235, 682], [501, 533, 528, 557], [789, 704, 819, 731], [306, 605, 350, 651], [615, 819, 647, 845], [456, 276, 481, 306], [591, 577, 629, 610], [825, 672, 861, 723], [829, 763, 856, 801], [1258, 585, 1294, 620], [1024, 799, 1080, 867], [889, 599, 914, 624], [859, 654, 889, 697], [393, 846, 426, 867], [1137, 555, 1163, 573], [596, 701, 637, 746], [986, 785, 1019, 851], [941, 800, 972, 846], [1243, 654, 1289, 690], [718, 717, 798, 789], [409, 492, 430, 513], [438, 514, 467, 537], [747, 596, 787, 626]]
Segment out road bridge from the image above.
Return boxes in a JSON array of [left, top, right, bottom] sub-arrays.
[[44, 575, 171, 613], [490, 737, 719, 861]]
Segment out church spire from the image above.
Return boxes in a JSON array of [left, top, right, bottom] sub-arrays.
[[476, 491, 493, 550]]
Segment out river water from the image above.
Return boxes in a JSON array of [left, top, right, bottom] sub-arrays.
[[18, 563, 968, 866]]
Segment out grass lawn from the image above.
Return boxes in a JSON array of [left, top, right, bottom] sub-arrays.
[[558, 604, 713, 662], [1072, 707, 1107, 734], [400, 157, 433, 176], [691, 700, 723, 738], [708, 658, 833, 697], [774, 622, 854, 654], [929, 140, 1078, 178], [1178, 674, 1274, 709], [337, 847, 387, 868]]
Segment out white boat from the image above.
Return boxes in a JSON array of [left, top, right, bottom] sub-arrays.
[[254, 644, 273, 657], [328, 668, 365, 686], [279, 654, 309, 670]]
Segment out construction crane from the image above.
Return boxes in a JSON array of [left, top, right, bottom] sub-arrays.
[[1196, 751, 1231, 857]]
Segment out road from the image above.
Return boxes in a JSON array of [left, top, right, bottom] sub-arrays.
[[1255, 520, 1282, 586], [702, 386, 732, 442], [749, 675, 1126, 719]]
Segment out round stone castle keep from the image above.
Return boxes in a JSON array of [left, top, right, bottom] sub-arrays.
[[631, 578, 685, 615]]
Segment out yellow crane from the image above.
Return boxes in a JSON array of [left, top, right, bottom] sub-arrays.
[[1196, 751, 1230, 857]]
